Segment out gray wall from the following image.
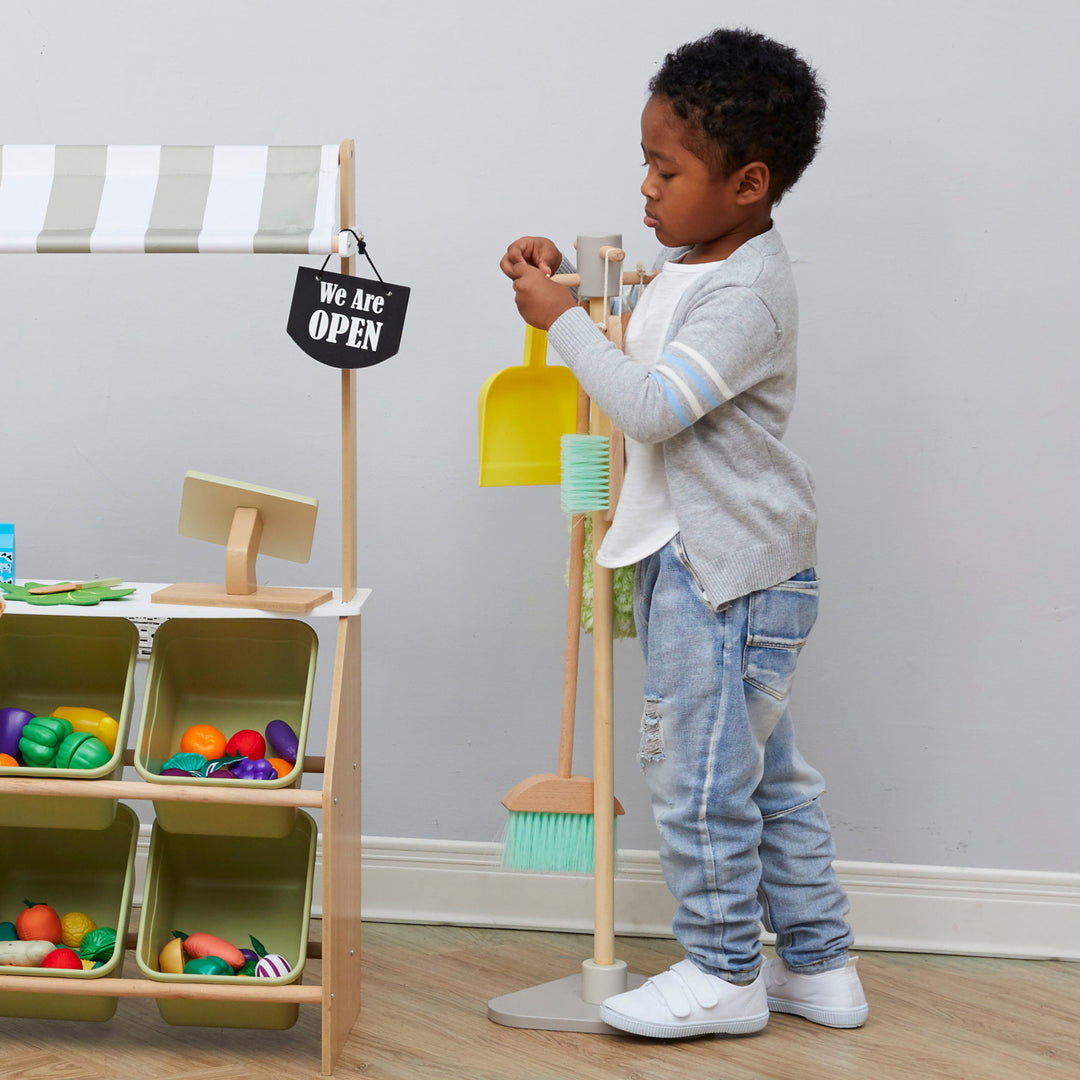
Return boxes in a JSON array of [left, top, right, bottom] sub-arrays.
[[2, 1, 1077, 872]]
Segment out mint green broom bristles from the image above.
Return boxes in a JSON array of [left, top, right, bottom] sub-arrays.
[[501, 432, 618, 873]]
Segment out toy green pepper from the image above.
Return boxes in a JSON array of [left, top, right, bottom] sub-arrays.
[[0, 921, 17, 941], [17, 716, 73, 767], [55, 731, 112, 770], [184, 955, 233, 976]]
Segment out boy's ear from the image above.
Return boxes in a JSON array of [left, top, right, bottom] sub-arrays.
[[734, 162, 770, 205]]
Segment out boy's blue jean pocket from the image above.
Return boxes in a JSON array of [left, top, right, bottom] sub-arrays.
[[743, 570, 819, 701]]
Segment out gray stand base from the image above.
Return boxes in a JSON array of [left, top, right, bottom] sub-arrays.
[[487, 970, 648, 1034]]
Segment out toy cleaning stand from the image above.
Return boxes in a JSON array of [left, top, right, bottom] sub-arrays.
[[0, 142, 365, 1075], [488, 235, 654, 1032]]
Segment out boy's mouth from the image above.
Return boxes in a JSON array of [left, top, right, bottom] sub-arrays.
[[644, 210, 659, 228]]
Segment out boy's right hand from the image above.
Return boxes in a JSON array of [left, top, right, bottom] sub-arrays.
[[500, 236, 562, 279]]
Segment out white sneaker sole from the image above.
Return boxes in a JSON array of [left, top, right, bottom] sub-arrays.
[[766, 996, 868, 1028], [599, 1005, 770, 1039]]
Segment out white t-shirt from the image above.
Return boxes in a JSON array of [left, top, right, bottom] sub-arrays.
[[597, 258, 722, 569]]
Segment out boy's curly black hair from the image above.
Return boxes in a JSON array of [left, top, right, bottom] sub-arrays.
[[649, 27, 826, 203]]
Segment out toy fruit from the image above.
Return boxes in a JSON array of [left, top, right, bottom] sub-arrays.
[[184, 932, 245, 969], [184, 956, 233, 976], [180, 724, 227, 759], [50, 705, 120, 754], [60, 911, 97, 949], [265, 719, 299, 764], [159, 934, 187, 974], [0, 921, 17, 941], [79, 927, 117, 963], [17, 716, 73, 767], [225, 729, 266, 760], [0, 940, 55, 966], [0, 753, 18, 767], [233, 757, 278, 781], [16, 901, 62, 944], [41, 947, 83, 970], [55, 732, 112, 770], [0, 705, 35, 761], [267, 756, 293, 779]]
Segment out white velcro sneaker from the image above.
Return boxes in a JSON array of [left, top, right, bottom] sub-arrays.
[[763, 956, 869, 1028], [599, 959, 770, 1039]]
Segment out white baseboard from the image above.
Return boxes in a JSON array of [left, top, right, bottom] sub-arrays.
[[132, 830, 1080, 962]]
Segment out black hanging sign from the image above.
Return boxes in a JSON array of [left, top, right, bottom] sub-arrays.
[[287, 266, 410, 369]]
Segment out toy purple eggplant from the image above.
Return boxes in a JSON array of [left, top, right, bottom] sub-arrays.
[[264, 720, 298, 764], [0, 707, 35, 762], [232, 757, 278, 781]]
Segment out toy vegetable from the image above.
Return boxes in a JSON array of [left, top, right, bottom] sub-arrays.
[[78, 927, 117, 963], [184, 932, 245, 969], [0, 705, 34, 761], [0, 921, 17, 941], [0, 939, 55, 966], [55, 732, 111, 770], [50, 705, 120, 754], [16, 901, 62, 944], [265, 719, 298, 764], [225, 729, 266, 760], [248, 933, 293, 978], [17, 716, 73, 767], [184, 956, 233, 976], [0, 753, 18, 767]]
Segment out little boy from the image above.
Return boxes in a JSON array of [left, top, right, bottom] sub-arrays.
[[501, 28, 867, 1038]]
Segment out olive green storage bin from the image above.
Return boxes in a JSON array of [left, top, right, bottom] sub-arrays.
[[0, 614, 139, 829], [134, 618, 317, 837], [0, 803, 139, 1020], [135, 810, 316, 1029]]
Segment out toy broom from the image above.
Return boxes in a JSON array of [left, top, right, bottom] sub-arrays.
[[502, 385, 624, 872]]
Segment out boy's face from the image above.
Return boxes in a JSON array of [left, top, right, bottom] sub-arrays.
[[640, 96, 767, 260]]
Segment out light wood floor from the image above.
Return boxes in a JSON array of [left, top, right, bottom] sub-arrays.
[[2, 921, 1077, 1079]]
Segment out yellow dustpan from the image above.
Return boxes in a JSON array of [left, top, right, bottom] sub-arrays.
[[478, 325, 579, 486]]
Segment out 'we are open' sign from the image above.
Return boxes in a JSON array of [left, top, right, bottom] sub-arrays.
[[288, 266, 410, 369]]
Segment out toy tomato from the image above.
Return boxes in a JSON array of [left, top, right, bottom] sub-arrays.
[[225, 729, 266, 760], [16, 901, 62, 944], [0, 753, 18, 767], [179, 724, 226, 759], [41, 947, 83, 970]]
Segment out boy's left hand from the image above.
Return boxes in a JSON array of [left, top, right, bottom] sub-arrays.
[[508, 262, 576, 331]]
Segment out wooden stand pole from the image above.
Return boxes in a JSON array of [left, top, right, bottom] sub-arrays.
[[339, 139, 358, 604]]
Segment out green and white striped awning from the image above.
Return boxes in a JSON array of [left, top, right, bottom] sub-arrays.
[[0, 145, 340, 254]]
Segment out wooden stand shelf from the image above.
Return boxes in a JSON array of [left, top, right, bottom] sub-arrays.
[[0, 585, 367, 1076]]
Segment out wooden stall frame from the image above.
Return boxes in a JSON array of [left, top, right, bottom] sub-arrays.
[[0, 139, 365, 1076]]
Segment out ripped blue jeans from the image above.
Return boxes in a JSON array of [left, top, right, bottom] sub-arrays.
[[634, 536, 854, 982]]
